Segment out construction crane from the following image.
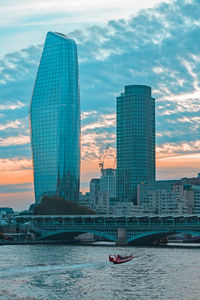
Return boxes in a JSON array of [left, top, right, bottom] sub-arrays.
[[98, 144, 110, 175], [98, 145, 116, 174]]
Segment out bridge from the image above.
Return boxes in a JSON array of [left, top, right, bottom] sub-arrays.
[[16, 214, 200, 245]]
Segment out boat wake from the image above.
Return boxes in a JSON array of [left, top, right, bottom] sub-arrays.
[[0, 261, 106, 278]]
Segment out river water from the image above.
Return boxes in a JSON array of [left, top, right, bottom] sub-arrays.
[[0, 244, 199, 300]]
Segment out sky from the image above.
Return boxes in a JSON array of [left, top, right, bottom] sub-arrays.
[[1, 0, 200, 210]]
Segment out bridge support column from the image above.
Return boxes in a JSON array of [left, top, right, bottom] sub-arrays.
[[116, 228, 127, 245]]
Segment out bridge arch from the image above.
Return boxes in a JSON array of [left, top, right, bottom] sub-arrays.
[[38, 228, 117, 242], [128, 230, 171, 245], [128, 229, 200, 245]]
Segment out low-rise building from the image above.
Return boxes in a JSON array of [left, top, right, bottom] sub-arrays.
[[93, 191, 110, 214], [191, 186, 200, 214], [137, 180, 188, 214], [79, 192, 93, 210], [181, 176, 200, 214], [110, 201, 143, 215]]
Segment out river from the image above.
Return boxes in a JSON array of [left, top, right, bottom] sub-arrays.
[[0, 244, 199, 299]]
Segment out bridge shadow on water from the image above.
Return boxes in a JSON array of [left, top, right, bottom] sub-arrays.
[[38, 230, 200, 247]]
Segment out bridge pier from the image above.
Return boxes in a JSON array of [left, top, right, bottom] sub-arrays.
[[116, 228, 127, 245]]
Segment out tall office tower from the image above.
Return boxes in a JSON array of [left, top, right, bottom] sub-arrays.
[[116, 85, 155, 203], [30, 32, 80, 204]]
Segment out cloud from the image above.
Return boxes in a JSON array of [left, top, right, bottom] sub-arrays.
[[0, 0, 170, 28], [0, 120, 24, 131], [156, 140, 200, 158], [0, 135, 30, 147], [1, 0, 200, 207], [81, 131, 116, 161], [82, 113, 115, 131], [0, 157, 32, 171], [80, 112, 116, 164], [0, 101, 26, 111], [1, 0, 200, 135], [81, 111, 98, 120]]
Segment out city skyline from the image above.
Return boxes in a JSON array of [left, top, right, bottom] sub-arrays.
[[1, 0, 200, 210]]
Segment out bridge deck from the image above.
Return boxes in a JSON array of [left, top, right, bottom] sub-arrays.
[[16, 214, 200, 228], [16, 215, 200, 244]]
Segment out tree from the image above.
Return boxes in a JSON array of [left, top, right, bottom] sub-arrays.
[[33, 195, 95, 215]]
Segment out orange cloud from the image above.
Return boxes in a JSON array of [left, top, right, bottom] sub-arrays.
[[0, 157, 32, 171], [0, 135, 30, 146], [156, 140, 200, 159], [81, 131, 116, 161]]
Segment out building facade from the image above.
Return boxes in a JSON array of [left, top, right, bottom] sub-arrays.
[[93, 191, 110, 214], [100, 168, 116, 198], [193, 186, 200, 214], [181, 176, 200, 214], [89, 179, 100, 204], [116, 85, 155, 203], [89, 178, 112, 214], [79, 192, 92, 209], [137, 180, 188, 214], [110, 201, 143, 215], [30, 32, 80, 204]]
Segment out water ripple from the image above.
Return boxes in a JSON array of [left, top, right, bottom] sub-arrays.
[[0, 245, 199, 300]]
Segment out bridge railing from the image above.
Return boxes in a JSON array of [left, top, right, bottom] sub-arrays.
[[16, 215, 200, 231], [33, 221, 200, 227], [32, 222, 200, 231]]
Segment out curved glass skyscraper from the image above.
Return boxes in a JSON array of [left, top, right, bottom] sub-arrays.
[[30, 32, 80, 204]]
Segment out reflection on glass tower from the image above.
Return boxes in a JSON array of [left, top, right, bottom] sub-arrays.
[[30, 32, 80, 204], [116, 85, 155, 203]]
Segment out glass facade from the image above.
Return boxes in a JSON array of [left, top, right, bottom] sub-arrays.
[[30, 32, 80, 204], [116, 85, 155, 203], [100, 168, 116, 198]]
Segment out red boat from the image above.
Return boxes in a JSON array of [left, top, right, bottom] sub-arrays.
[[109, 254, 134, 264]]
